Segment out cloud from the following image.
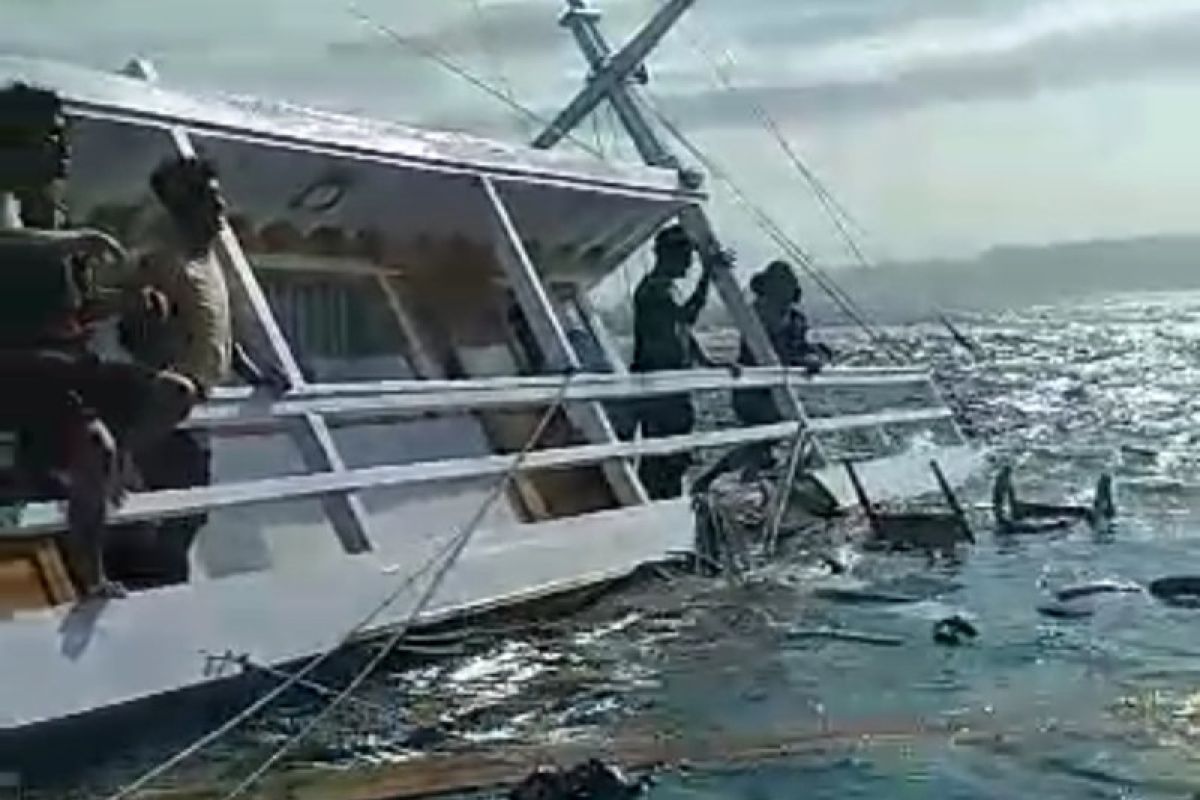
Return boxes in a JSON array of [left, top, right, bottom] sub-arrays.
[[699, 0, 1023, 49], [329, 3, 562, 62], [649, 0, 1200, 127]]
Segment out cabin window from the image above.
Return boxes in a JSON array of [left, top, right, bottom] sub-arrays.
[[252, 258, 419, 381]]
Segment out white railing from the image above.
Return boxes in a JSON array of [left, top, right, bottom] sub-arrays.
[[1, 421, 801, 538], [194, 366, 936, 431], [0, 365, 959, 540]]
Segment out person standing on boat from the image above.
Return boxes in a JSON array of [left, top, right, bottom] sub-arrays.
[[731, 260, 831, 475], [630, 223, 725, 499], [0, 81, 180, 597], [116, 156, 280, 586]]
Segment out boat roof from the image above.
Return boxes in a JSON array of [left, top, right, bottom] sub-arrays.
[[1, 56, 696, 199], [0, 56, 702, 284]]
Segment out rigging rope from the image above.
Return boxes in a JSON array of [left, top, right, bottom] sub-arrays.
[[642, 98, 909, 364], [678, 17, 980, 361], [106, 373, 576, 800], [464, 0, 529, 140], [679, 22, 874, 253], [346, 0, 908, 363], [665, 23, 908, 361], [345, 3, 604, 160], [672, 21, 879, 277]]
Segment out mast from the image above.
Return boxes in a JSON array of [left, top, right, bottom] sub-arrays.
[[533, 0, 810, 427]]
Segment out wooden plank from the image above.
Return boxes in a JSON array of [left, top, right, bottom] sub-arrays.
[[0, 423, 800, 539], [150, 720, 1001, 800], [31, 540, 76, 605], [0, 539, 76, 610]]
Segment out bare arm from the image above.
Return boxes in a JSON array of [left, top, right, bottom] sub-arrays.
[[688, 333, 718, 368], [680, 264, 712, 325]]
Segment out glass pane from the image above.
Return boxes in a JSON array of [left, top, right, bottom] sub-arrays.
[[255, 268, 417, 381]]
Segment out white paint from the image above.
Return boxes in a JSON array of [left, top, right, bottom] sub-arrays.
[[0, 500, 692, 731], [0, 56, 694, 201]]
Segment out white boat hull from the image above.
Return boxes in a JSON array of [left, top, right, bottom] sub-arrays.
[[0, 500, 694, 734]]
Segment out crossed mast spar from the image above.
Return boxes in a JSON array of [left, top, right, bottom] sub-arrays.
[[532, 0, 812, 437]]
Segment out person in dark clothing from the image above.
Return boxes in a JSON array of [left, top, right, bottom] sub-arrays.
[[630, 224, 723, 499], [0, 81, 69, 229], [729, 260, 831, 476], [0, 227, 163, 598], [0, 82, 174, 597]]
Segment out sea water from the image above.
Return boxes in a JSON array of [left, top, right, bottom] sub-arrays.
[[49, 291, 1200, 798]]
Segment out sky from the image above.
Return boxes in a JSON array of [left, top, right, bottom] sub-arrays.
[[4, 0, 1200, 268]]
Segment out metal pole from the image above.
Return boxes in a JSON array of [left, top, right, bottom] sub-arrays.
[[538, 1, 820, 458], [480, 176, 649, 506], [531, 0, 695, 153]]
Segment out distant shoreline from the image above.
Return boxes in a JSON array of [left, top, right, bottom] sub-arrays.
[[597, 235, 1200, 330]]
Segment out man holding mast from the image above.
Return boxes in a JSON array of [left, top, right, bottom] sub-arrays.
[[630, 223, 730, 499]]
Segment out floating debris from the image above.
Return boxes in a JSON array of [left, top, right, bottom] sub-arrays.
[[932, 616, 979, 647], [1149, 576, 1200, 608], [509, 759, 650, 799], [1054, 580, 1142, 603], [784, 626, 905, 648], [1037, 602, 1095, 620], [812, 586, 923, 605]]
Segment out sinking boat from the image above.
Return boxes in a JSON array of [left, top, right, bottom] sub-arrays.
[[0, 0, 982, 767]]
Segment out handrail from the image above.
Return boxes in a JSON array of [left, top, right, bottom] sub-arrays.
[[0, 373, 959, 538], [211, 365, 931, 400], [0, 421, 800, 538], [0, 412, 970, 539], [194, 368, 942, 431]]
